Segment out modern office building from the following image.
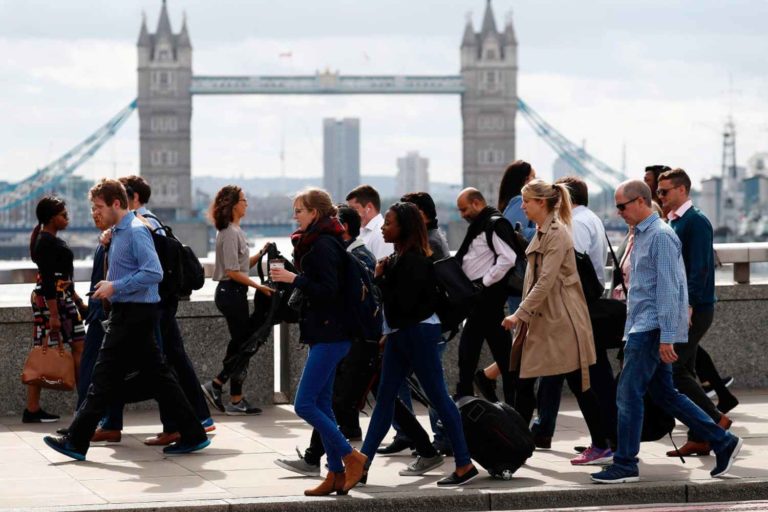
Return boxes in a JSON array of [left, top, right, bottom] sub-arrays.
[[396, 151, 430, 197], [323, 118, 360, 202]]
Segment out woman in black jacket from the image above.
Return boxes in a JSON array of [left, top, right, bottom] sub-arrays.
[[353, 202, 478, 488], [271, 188, 367, 496]]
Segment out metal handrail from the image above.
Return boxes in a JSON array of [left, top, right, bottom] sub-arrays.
[[1, 243, 767, 285]]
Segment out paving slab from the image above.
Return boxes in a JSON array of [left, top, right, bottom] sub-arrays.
[[0, 391, 766, 512]]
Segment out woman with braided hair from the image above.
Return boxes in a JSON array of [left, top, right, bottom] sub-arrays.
[[26, 196, 87, 423]]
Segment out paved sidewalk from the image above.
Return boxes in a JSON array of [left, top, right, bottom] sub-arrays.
[[1, 392, 767, 512]]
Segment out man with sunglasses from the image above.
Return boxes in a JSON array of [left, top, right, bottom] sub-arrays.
[[591, 180, 741, 484], [655, 169, 734, 457]]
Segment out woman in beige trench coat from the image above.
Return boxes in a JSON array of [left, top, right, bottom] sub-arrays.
[[502, 179, 612, 466]]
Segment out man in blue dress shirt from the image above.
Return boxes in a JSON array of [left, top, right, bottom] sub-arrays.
[[591, 180, 741, 484], [43, 179, 209, 460]]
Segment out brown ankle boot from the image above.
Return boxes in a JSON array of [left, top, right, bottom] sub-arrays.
[[305, 471, 347, 496], [718, 414, 732, 430], [342, 449, 368, 492], [666, 440, 711, 457]]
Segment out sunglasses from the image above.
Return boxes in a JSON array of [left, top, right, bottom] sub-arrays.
[[656, 187, 674, 197], [616, 197, 638, 211]]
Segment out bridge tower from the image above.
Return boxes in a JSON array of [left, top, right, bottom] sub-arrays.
[[460, 0, 518, 203], [137, 1, 193, 220]]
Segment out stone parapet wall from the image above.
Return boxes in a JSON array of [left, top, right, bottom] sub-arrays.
[[0, 300, 273, 417], [0, 283, 765, 415]]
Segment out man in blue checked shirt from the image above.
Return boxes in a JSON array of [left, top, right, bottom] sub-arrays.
[[591, 180, 741, 484], [43, 179, 209, 461]]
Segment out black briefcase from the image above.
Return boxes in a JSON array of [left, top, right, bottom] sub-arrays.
[[589, 298, 627, 350]]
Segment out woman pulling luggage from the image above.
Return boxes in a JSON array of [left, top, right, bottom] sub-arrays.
[[354, 202, 478, 489]]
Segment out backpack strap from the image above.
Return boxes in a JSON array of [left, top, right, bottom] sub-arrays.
[[605, 230, 627, 298]]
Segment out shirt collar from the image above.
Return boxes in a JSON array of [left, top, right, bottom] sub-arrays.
[[113, 211, 135, 232], [635, 211, 660, 233], [136, 206, 150, 216], [363, 213, 384, 232], [536, 212, 557, 234], [667, 200, 693, 221]]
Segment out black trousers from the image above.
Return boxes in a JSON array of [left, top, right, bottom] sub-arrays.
[[68, 303, 206, 452], [157, 297, 211, 431], [457, 283, 514, 404], [517, 368, 609, 449], [672, 308, 721, 440], [214, 281, 257, 395]]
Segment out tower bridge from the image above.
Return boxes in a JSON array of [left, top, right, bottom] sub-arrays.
[[1, 0, 625, 231]]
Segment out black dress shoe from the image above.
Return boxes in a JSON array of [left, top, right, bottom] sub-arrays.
[[56, 427, 70, 435], [376, 437, 414, 455]]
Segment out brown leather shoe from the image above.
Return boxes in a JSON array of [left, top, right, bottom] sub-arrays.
[[304, 471, 347, 496], [144, 432, 181, 446], [718, 414, 733, 430], [666, 440, 711, 457], [342, 449, 368, 492], [91, 428, 121, 443]]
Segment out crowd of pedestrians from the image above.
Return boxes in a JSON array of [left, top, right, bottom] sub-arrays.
[[25, 159, 743, 491]]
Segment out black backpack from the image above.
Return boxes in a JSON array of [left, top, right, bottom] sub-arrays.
[[433, 256, 480, 338], [140, 213, 205, 299], [486, 215, 528, 296], [328, 237, 382, 342], [574, 250, 604, 303]]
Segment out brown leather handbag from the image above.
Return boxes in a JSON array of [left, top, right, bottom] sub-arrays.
[[21, 333, 75, 391]]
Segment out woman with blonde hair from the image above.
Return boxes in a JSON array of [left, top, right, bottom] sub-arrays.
[[502, 179, 612, 466], [272, 188, 367, 496]]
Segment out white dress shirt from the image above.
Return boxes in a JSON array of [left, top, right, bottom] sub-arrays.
[[359, 213, 394, 260], [461, 231, 517, 288], [571, 205, 607, 287]]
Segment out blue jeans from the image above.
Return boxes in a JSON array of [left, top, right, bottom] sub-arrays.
[[614, 329, 733, 472], [361, 323, 471, 467], [294, 341, 353, 473], [427, 341, 450, 447]]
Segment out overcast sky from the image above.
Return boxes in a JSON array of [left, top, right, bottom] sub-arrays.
[[1, 0, 767, 189]]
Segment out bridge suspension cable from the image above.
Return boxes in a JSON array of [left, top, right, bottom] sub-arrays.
[[0, 99, 137, 213], [517, 98, 626, 193]]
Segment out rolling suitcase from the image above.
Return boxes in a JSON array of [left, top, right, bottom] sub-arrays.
[[456, 396, 535, 480]]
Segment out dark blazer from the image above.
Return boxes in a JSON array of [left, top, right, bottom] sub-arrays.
[[377, 250, 438, 329], [293, 235, 347, 343], [669, 206, 716, 310]]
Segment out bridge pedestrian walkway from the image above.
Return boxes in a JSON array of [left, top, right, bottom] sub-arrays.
[[1, 392, 767, 512]]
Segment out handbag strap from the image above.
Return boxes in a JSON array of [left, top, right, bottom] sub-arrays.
[[605, 230, 628, 298]]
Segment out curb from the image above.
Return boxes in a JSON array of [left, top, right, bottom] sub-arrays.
[[20, 478, 768, 512]]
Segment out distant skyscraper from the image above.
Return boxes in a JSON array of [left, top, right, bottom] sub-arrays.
[[552, 156, 577, 181], [323, 118, 360, 202], [396, 152, 430, 197]]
